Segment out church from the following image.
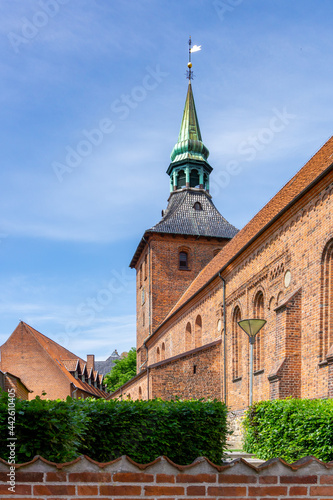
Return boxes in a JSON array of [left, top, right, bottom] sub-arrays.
[[110, 59, 333, 427]]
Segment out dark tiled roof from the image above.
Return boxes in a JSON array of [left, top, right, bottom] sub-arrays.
[[149, 188, 238, 239], [95, 351, 121, 376], [163, 136, 333, 322]]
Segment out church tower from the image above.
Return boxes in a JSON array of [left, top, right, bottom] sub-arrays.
[[130, 49, 238, 371]]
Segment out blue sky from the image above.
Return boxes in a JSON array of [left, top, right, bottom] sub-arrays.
[[1, 0, 332, 359]]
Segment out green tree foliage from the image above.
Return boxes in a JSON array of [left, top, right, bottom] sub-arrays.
[[0, 392, 228, 465], [104, 347, 137, 392], [243, 398, 333, 462]]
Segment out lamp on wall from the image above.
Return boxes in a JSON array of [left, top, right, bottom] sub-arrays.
[[238, 319, 266, 406]]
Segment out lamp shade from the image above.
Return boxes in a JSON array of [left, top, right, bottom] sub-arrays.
[[238, 319, 266, 338]]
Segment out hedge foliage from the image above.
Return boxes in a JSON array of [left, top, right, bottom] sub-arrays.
[[243, 398, 333, 462], [0, 392, 228, 464]]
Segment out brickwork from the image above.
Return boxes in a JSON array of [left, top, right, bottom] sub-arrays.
[[122, 165, 333, 412], [3, 373, 30, 400], [135, 234, 228, 365], [0, 455, 332, 499], [150, 341, 222, 401], [0, 323, 71, 400]]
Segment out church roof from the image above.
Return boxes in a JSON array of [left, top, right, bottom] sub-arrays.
[[170, 81, 209, 165], [161, 135, 333, 323], [149, 188, 238, 238]]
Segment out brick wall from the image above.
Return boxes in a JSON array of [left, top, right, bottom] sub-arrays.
[[131, 172, 333, 411], [135, 234, 228, 363], [0, 324, 71, 400], [150, 341, 222, 401], [1, 454, 332, 499]]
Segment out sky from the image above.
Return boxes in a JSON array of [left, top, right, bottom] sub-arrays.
[[1, 0, 333, 360]]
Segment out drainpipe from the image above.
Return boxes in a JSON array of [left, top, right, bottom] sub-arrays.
[[142, 236, 151, 401], [71, 384, 78, 399], [218, 273, 227, 404], [144, 340, 150, 400]]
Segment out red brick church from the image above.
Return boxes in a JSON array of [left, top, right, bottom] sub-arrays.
[[111, 72, 333, 417]]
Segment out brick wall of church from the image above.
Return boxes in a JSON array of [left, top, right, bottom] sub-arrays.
[[135, 233, 228, 367], [150, 341, 222, 401], [140, 171, 333, 409]]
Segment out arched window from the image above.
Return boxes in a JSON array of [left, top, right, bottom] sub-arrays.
[[185, 322, 192, 350], [138, 387, 142, 400], [320, 240, 333, 360], [195, 315, 202, 348], [156, 346, 160, 362], [253, 291, 265, 371], [161, 342, 165, 360], [190, 169, 200, 188], [193, 202, 203, 211], [179, 251, 188, 270], [139, 264, 142, 288], [213, 248, 221, 257], [177, 170, 186, 189], [144, 254, 148, 280], [232, 306, 242, 379]]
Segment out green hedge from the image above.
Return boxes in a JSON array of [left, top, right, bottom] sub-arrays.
[[0, 392, 228, 464], [243, 398, 333, 462]]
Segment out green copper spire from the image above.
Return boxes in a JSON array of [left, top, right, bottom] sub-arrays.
[[170, 81, 209, 164]]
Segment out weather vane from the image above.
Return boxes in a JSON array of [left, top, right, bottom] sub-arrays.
[[186, 36, 201, 80]]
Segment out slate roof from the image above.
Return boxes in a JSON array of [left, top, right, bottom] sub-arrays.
[[95, 350, 121, 376], [149, 188, 238, 238], [160, 136, 333, 324]]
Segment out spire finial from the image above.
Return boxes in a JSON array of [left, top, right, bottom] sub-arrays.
[[186, 36, 193, 80]]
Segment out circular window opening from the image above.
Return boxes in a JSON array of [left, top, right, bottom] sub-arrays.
[[284, 270, 291, 288]]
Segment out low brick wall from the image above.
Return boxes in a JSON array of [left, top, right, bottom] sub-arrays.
[[0, 455, 332, 498]]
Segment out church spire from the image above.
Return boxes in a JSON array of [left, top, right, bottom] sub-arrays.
[[170, 81, 209, 164], [167, 39, 212, 192]]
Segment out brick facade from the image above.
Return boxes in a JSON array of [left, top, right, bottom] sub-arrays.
[[0, 454, 332, 499], [135, 234, 228, 370], [115, 135, 333, 420], [0, 322, 109, 400]]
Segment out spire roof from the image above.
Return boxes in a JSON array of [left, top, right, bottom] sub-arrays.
[[170, 81, 209, 164]]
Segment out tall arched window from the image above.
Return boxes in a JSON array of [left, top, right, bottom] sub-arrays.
[[320, 240, 333, 360], [190, 169, 200, 188], [232, 306, 242, 379], [253, 291, 265, 371], [185, 322, 192, 351], [161, 342, 165, 360], [138, 387, 142, 400], [179, 251, 188, 269], [195, 315, 202, 348], [177, 170, 186, 189], [156, 346, 160, 362]]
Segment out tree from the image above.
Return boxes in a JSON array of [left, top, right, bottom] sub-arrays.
[[104, 347, 137, 393]]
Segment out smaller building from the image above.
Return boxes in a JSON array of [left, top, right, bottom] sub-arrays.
[[0, 370, 31, 400], [0, 322, 109, 400], [95, 350, 121, 376]]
